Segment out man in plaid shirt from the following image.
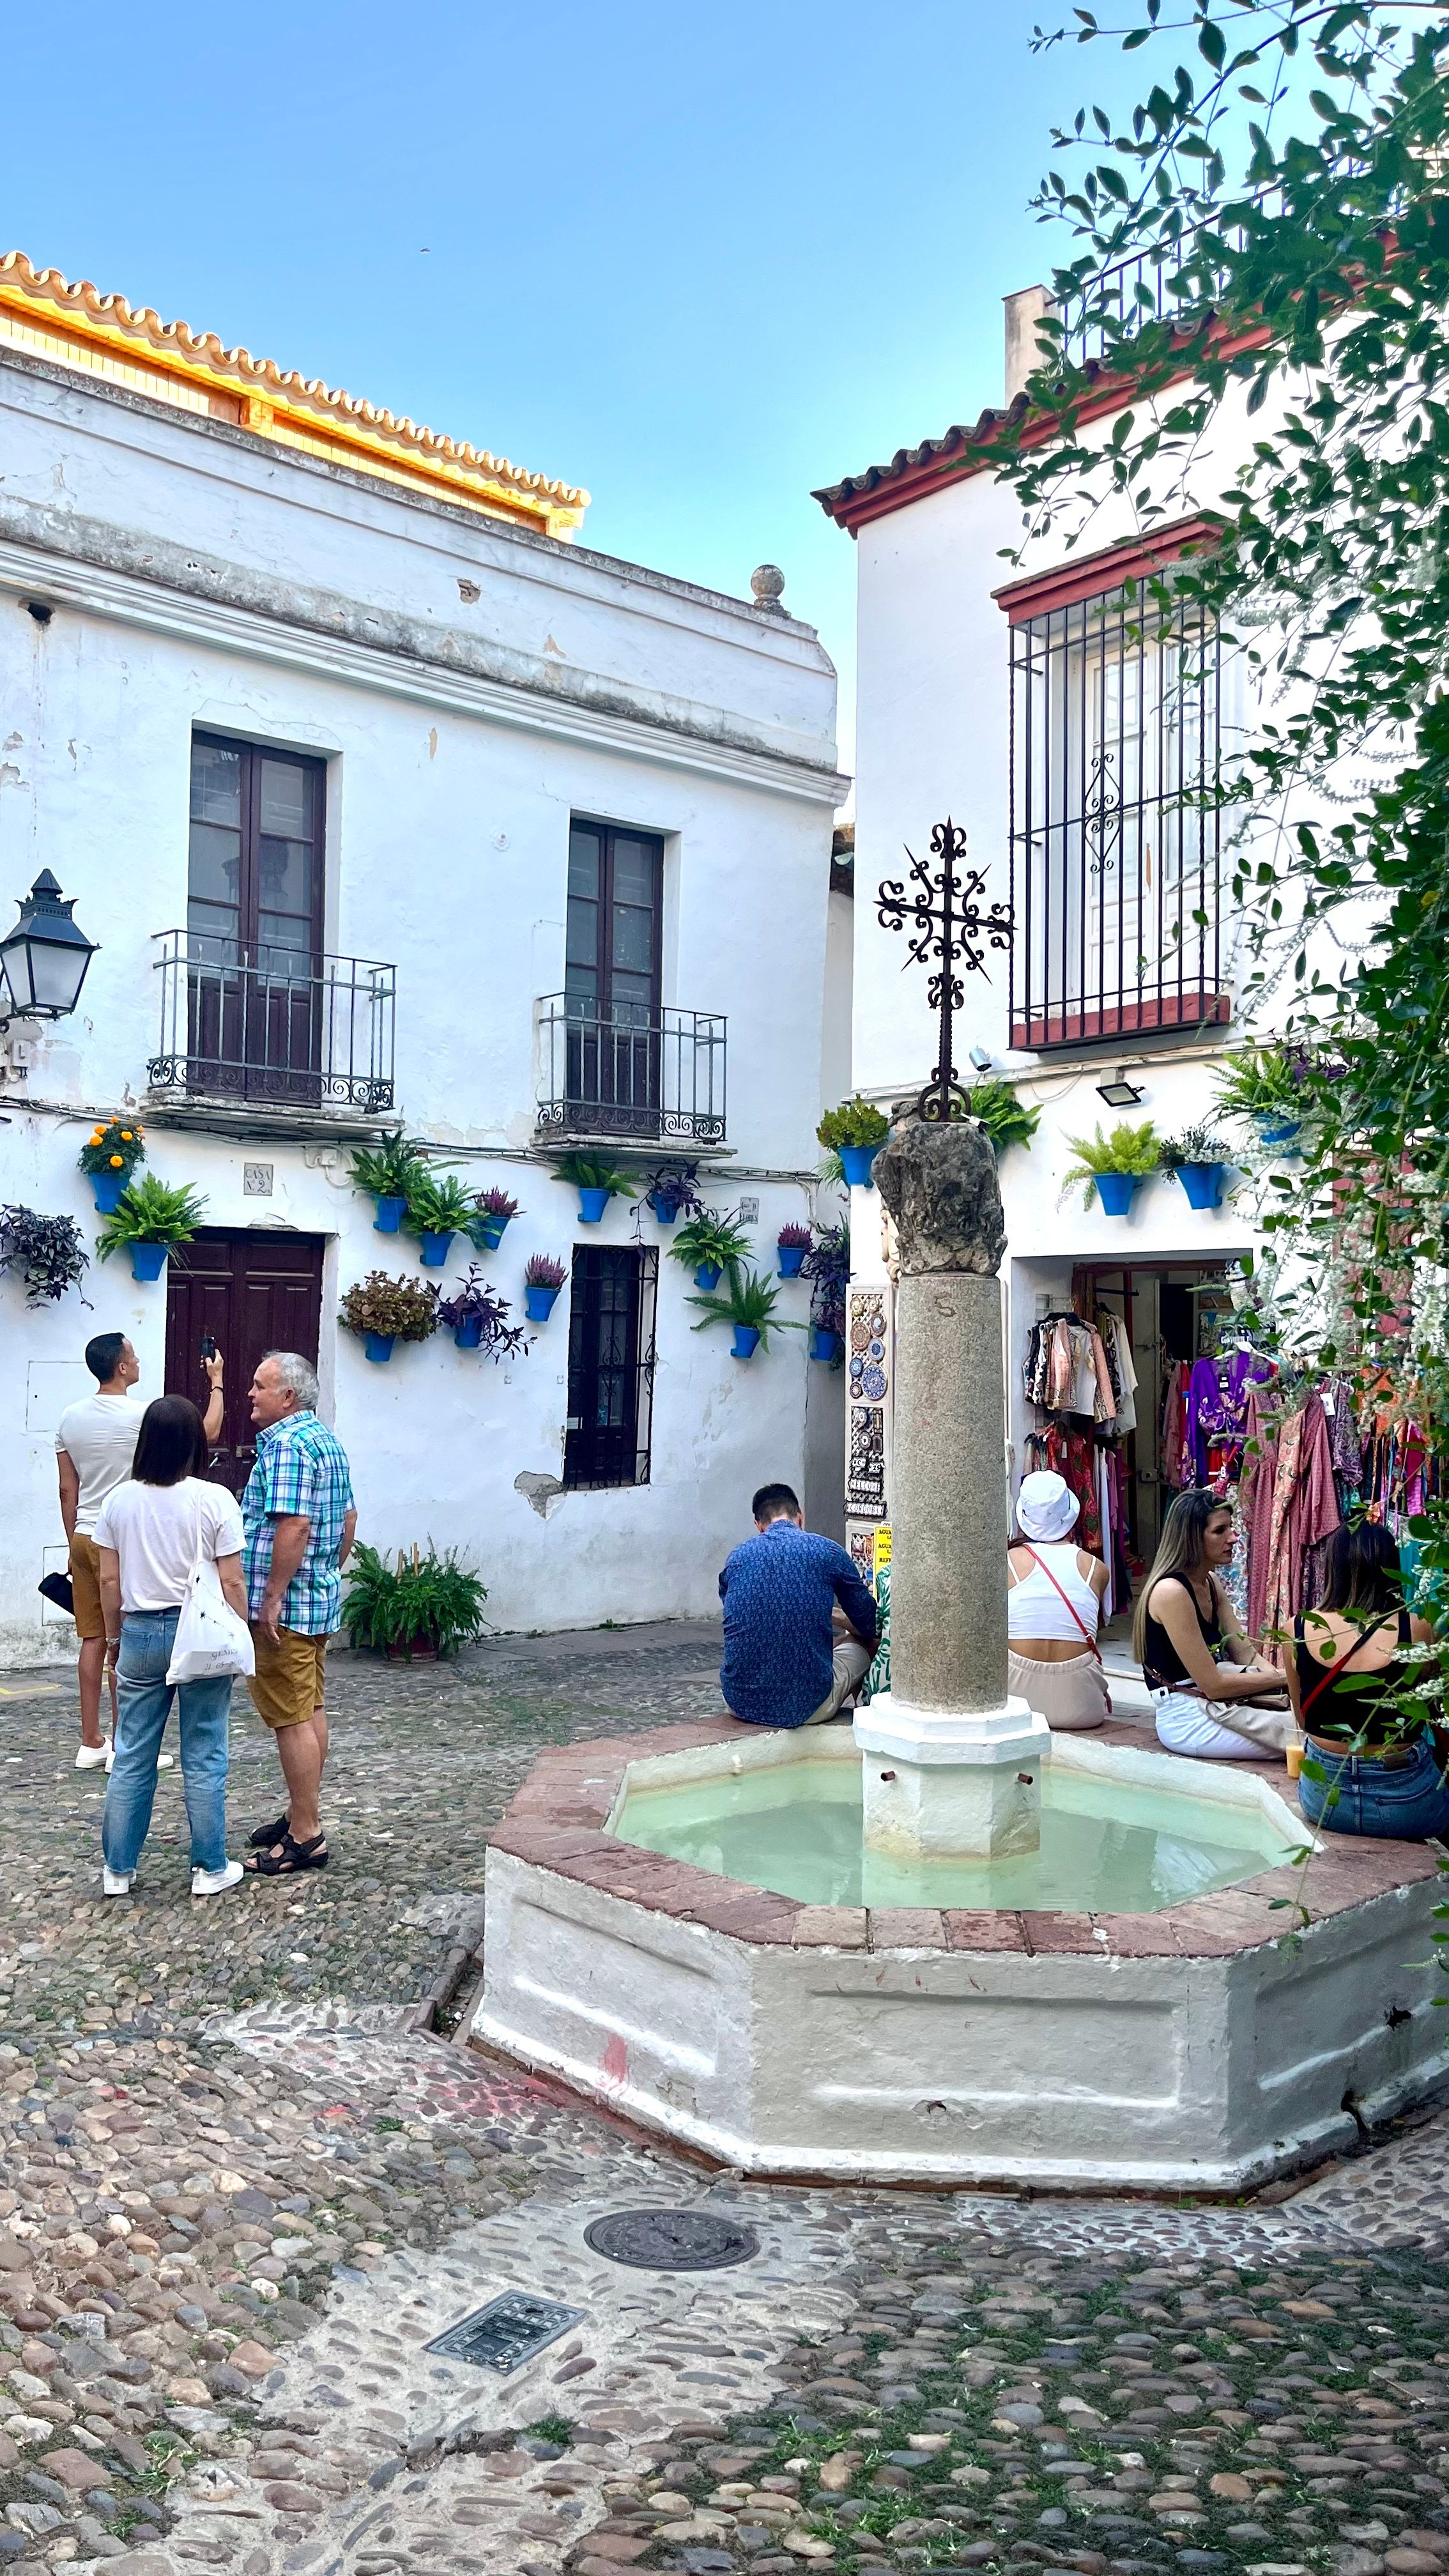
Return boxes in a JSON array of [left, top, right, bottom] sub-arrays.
[[240, 1352, 356, 1876]]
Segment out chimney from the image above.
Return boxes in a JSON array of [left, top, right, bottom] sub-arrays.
[[1004, 286, 1055, 406]]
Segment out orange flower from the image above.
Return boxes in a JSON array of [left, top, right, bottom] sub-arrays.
[[120, 1130, 134, 1142], [109, 1154, 123, 1169]]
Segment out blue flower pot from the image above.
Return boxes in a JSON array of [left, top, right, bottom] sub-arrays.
[[473, 1214, 509, 1250], [810, 1327, 842, 1363], [777, 1244, 806, 1278], [694, 1261, 723, 1292], [418, 1230, 453, 1267], [373, 1194, 407, 1233], [90, 1171, 128, 1216], [453, 1316, 484, 1349], [1256, 1116, 1302, 1154], [578, 1186, 611, 1223], [732, 1324, 761, 1360], [525, 1283, 560, 1324], [647, 1193, 678, 1225], [363, 1331, 395, 1364], [839, 1143, 880, 1190], [130, 1241, 168, 1282], [1177, 1162, 1225, 1211], [1094, 1172, 1140, 1217]]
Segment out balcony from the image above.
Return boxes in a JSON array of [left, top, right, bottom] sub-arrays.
[[535, 995, 726, 1149], [148, 931, 396, 1130], [1056, 185, 1284, 376]]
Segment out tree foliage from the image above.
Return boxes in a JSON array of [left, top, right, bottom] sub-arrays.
[[995, 0, 1449, 1686]]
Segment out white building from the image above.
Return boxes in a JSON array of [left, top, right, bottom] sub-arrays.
[[0, 251, 848, 1667], [816, 277, 1322, 1597]]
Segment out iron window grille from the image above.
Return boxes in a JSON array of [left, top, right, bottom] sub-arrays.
[[564, 1246, 658, 1491], [1008, 581, 1227, 1051], [149, 930, 396, 1113], [536, 995, 726, 1145]]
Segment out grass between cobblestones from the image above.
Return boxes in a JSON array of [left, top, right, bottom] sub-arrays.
[[611, 2246, 1449, 2576]]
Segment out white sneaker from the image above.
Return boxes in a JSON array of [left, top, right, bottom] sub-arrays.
[[105, 1739, 115, 1773], [75, 1741, 109, 1771], [191, 1859, 244, 1897], [157, 1754, 174, 1770], [102, 1867, 133, 1897]]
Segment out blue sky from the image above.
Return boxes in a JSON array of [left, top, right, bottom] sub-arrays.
[[2, 2, 1144, 770]]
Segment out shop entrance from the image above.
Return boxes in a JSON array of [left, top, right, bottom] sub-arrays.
[[1072, 1262, 1236, 1572]]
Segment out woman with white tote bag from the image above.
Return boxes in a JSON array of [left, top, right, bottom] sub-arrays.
[[94, 1396, 253, 1899]]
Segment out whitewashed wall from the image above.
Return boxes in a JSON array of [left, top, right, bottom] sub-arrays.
[[0, 351, 845, 1666]]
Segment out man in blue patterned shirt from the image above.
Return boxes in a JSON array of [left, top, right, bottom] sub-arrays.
[[240, 1351, 356, 1876], [719, 1483, 878, 1729]]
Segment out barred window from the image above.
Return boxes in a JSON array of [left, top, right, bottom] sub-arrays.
[[1008, 579, 1227, 1050], [563, 1246, 658, 1491]]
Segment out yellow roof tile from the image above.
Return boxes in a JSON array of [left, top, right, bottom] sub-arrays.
[[0, 249, 589, 540]]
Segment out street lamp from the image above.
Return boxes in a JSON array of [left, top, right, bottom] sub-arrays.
[[0, 871, 99, 1021]]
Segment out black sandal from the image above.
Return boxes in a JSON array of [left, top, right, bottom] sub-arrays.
[[246, 1830, 328, 1877], [248, 1811, 291, 1850]]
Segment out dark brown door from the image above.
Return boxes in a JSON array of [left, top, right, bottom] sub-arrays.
[[165, 1229, 325, 1494]]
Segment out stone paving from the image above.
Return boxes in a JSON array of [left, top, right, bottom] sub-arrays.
[[4, 1623, 1449, 2576]]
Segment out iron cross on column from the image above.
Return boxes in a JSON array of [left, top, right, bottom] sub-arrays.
[[877, 816, 1015, 1124]]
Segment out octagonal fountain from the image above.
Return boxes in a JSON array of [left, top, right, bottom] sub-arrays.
[[470, 1123, 1449, 2191]]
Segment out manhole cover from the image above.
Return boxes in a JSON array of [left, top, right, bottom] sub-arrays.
[[425, 2290, 583, 2373], [583, 2209, 760, 2271]]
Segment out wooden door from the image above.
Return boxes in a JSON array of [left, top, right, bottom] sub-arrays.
[[165, 1229, 325, 1494]]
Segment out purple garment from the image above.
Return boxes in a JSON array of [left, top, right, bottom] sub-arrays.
[[1186, 1350, 1269, 1485]]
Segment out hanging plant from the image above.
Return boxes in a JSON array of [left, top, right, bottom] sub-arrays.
[[967, 1080, 1040, 1155], [79, 1118, 146, 1215], [96, 1177, 207, 1280], [802, 1222, 849, 1350], [339, 1269, 439, 1363], [666, 1208, 752, 1291], [1061, 1121, 1161, 1213], [0, 1206, 89, 1307], [643, 1163, 705, 1226], [436, 1266, 532, 1358], [470, 1186, 521, 1250], [402, 1172, 477, 1265], [523, 1252, 567, 1322], [687, 1262, 806, 1358]]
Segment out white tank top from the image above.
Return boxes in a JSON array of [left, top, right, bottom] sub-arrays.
[[1008, 1541, 1101, 1644]]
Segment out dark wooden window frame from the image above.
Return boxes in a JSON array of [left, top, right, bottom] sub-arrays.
[[565, 816, 665, 1022], [563, 1245, 659, 1492], [190, 731, 327, 972]]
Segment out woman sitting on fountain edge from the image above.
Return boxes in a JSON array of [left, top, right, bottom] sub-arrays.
[[1138, 1489, 1296, 1759]]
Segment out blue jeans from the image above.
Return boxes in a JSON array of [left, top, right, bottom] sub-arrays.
[[1300, 1729, 1449, 1841], [102, 1608, 233, 1876]]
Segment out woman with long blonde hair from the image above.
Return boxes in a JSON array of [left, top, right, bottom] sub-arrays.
[[1137, 1488, 1293, 1758]]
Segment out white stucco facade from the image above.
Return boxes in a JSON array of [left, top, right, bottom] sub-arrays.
[[0, 339, 848, 1666]]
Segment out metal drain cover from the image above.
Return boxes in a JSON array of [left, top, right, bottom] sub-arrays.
[[425, 2290, 583, 2373], [584, 2208, 760, 2271]]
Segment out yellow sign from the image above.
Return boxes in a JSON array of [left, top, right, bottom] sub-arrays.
[[873, 1524, 892, 1578]]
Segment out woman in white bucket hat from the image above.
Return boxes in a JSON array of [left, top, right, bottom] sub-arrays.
[[1007, 1469, 1112, 1731]]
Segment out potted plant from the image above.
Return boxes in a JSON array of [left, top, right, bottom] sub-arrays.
[[1062, 1120, 1162, 1216], [342, 1542, 488, 1660], [349, 1136, 429, 1234], [339, 1269, 440, 1364], [0, 1206, 89, 1307], [802, 1222, 849, 1361], [818, 1095, 890, 1190], [644, 1164, 705, 1228], [1159, 1123, 1234, 1211], [688, 1263, 806, 1360], [1213, 1043, 1309, 1152], [553, 1151, 638, 1224], [966, 1079, 1041, 1156], [470, 1186, 520, 1252], [777, 1221, 812, 1279], [523, 1253, 567, 1323], [437, 1266, 532, 1358], [79, 1118, 146, 1216], [403, 1173, 477, 1268], [667, 1208, 753, 1292], [96, 1177, 207, 1282]]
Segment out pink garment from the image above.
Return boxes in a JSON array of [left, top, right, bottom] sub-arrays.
[[1258, 1395, 1342, 1666]]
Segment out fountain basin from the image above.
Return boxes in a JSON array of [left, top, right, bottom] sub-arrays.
[[470, 1717, 1449, 2191]]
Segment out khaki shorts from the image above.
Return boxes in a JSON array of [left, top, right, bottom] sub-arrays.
[[68, 1533, 105, 1642], [249, 1627, 330, 1731]]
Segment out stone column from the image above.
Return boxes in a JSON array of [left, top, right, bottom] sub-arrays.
[[854, 1117, 1049, 1860]]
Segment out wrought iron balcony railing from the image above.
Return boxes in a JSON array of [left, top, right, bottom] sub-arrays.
[[148, 931, 396, 1115], [535, 995, 726, 1146], [1055, 186, 1285, 376]]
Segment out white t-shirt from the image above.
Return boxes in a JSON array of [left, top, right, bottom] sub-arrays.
[[55, 1394, 143, 1536], [93, 1477, 245, 1614]]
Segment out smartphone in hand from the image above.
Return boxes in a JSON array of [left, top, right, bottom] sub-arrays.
[[201, 1335, 218, 1360]]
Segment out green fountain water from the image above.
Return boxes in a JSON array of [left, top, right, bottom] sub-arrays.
[[612, 1751, 1293, 1914]]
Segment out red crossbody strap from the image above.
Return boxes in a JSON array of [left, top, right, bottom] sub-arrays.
[[1020, 1545, 1103, 1661], [1299, 1614, 1392, 1723]]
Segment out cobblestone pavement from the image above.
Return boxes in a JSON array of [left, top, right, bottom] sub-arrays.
[[4, 1624, 1449, 2576]]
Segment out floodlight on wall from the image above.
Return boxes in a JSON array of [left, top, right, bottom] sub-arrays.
[[0, 871, 99, 1021], [1095, 1069, 1145, 1109]]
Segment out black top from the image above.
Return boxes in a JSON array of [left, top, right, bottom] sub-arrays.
[[1143, 1575, 1224, 1690], [1294, 1609, 1413, 1746]]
